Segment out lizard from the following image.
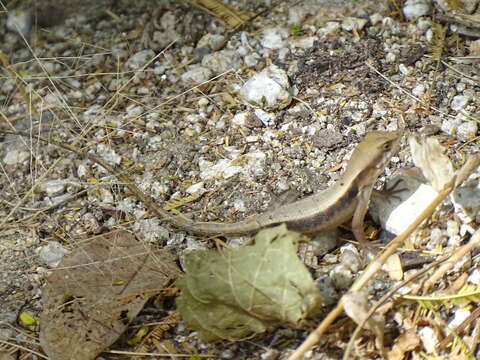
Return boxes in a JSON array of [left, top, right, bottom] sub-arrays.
[[0, 129, 400, 247]]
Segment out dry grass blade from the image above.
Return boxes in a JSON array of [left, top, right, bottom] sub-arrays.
[[184, 0, 254, 29]]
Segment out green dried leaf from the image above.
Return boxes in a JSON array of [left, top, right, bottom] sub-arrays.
[[176, 224, 323, 341]]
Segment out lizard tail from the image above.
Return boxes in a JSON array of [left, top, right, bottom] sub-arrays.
[[155, 206, 262, 236]]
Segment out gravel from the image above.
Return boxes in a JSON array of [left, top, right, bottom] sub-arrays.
[[1, 0, 480, 358]]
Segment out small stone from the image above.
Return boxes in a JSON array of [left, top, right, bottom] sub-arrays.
[[468, 269, 480, 284], [290, 36, 317, 49], [96, 144, 121, 166], [39, 180, 67, 197], [385, 52, 397, 63], [453, 179, 480, 221], [449, 308, 471, 327], [240, 64, 292, 110], [231, 112, 249, 127], [201, 50, 241, 74], [451, 94, 470, 111], [412, 84, 426, 97], [310, 230, 339, 256], [288, 6, 308, 25], [370, 13, 383, 25], [441, 116, 462, 135], [3, 148, 29, 165], [260, 27, 289, 49], [38, 241, 70, 267], [315, 274, 339, 305], [181, 66, 212, 85], [341, 17, 367, 32], [125, 104, 143, 118], [330, 264, 354, 290], [313, 129, 344, 149], [244, 53, 260, 68], [196, 33, 225, 50], [6, 9, 32, 36], [398, 63, 412, 75], [186, 182, 205, 195], [418, 326, 438, 353], [318, 22, 340, 36], [403, 0, 431, 19], [456, 121, 477, 141], [125, 49, 155, 70], [471, 39, 480, 56], [253, 108, 276, 127], [446, 220, 459, 237], [339, 244, 362, 273], [417, 17, 431, 31]]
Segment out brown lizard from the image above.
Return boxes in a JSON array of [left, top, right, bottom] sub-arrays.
[[0, 129, 400, 247]]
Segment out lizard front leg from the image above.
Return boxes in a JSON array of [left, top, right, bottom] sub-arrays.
[[351, 185, 374, 248]]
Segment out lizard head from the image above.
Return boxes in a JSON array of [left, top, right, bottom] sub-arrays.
[[343, 131, 401, 181]]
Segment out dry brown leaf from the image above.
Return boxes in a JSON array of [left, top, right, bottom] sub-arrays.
[[39, 230, 181, 360], [387, 329, 420, 360], [408, 136, 455, 191], [385, 254, 403, 281], [343, 290, 385, 354]]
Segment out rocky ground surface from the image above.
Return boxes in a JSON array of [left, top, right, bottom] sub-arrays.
[[1, 0, 480, 359]]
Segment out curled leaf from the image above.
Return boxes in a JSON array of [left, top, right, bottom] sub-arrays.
[[408, 136, 454, 191], [176, 224, 323, 341]]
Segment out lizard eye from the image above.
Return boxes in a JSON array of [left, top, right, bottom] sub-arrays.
[[383, 142, 392, 151]]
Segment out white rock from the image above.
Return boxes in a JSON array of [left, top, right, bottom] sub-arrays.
[[39, 180, 67, 197], [96, 144, 121, 166], [403, 0, 431, 19], [370, 13, 383, 25], [451, 94, 470, 111], [125, 49, 155, 70], [201, 50, 241, 74], [244, 53, 260, 68], [240, 64, 292, 110], [418, 327, 438, 353], [196, 33, 225, 50], [452, 179, 480, 221], [133, 218, 169, 242], [340, 244, 362, 273], [330, 264, 354, 290], [181, 66, 212, 85], [125, 104, 143, 118], [233, 199, 246, 212], [290, 36, 317, 49], [441, 116, 462, 135], [385, 52, 397, 63], [341, 17, 367, 32], [449, 308, 471, 327], [412, 84, 426, 97], [417, 17, 431, 31], [468, 269, 480, 284], [398, 63, 412, 75], [77, 163, 88, 178], [318, 22, 340, 36], [260, 27, 289, 49], [3, 148, 29, 165], [198, 151, 266, 180], [457, 121, 478, 141], [370, 174, 438, 236], [254, 108, 276, 126], [6, 9, 32, 36], [39, 241, 70, 267], [186, 182, 205, 195], [288, 7, 308, 24]]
